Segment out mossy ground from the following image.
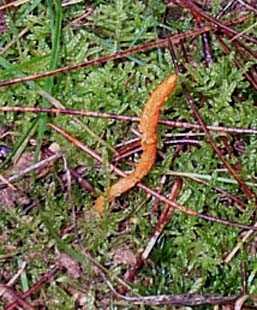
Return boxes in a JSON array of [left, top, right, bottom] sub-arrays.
[[0, 0, 257, 309]]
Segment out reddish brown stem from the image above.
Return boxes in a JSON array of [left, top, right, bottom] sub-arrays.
[[5, 267, 59, 310], [114, 138, 141, 161], [113, 146, 142, 162], [0, 285, 34, 310], [236, 0, 257, 15], [186, 92, 255, 200], [174, 0, 257, 46], [232, 37, 257, 61], [125, 178, 183, 283], [0, 14, 252, 88], [0, 27, 209, 88], [114, 138, 201, 162], [168, 39, 256, 200], [1, 106, 256, 134], [216, 0, 237, 18], [191, 2, 214, 66], [217, 36, 257, 90], [153, 178, 183, 236]]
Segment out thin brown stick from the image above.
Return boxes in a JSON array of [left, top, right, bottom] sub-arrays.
[[236, 0, 257, 15], [104, 275, 237, 306], [193, 2, 214, 66], [168, 40, 255, 200], [125, 178, 183, 283], [142, 178, 182, 259], [181, 0, 257, 58], [217, 36, 257, 91], [0, 12, 249, 86], [114, 138, 202, 162], [217, 14, 257, 45], [0, 0, 29, 11], [0, 13, 251, 88], [5, 266, 59, 310], [232, 35, 257, 60], [0, 174, 16, 190], [0, 27, 209, 88], [0, 27, 29, 55], [115, 138, 141, 158], [186, 92, 255, 200], [1, 106, 257, 134], [216, 0, 236, 18], [220, 14, 252, 27], [174, 0, 257, 45], [79, 249, 132, 292], [70, 169, 95, 194], [0, 285, 34, 310], [0, 153, 61, 189], [113, 146, 142, 162], [224, 221, 257, 264], [48, 122, 257, 231]]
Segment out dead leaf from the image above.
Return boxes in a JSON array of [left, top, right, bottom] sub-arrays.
[[0, 186, 31, 208], [221, 305, 233, 310], [235, 295, 249, 310], [113, 247, 137, 266], [13, 152, 34, 172], [58, 253, 82, 279]]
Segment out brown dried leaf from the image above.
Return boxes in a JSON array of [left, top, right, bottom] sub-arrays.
[[58, 253, 82, 279], [64, 286, 94, 307], [0, 287, 15, 304], [222, 305, 234, 310], [13, 150, 53, 178], [0, 188, 16, 208], [0, 186, 31, 208], [113, 247, 137, 266], [235, 295, 249, 310], [13, 152, 34, 172]]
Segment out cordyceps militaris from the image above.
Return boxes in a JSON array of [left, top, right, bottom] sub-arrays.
[[95, 74, 178, 215]]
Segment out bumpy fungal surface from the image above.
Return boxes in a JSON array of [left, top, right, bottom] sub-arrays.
[[95, 74, 177, 215]]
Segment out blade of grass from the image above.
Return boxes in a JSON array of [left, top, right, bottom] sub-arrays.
[[0, 2, 62, 170], [35, 0, 63, 161], [0, 118, 38, 169], [168, 171, 257, 188], [18, 259, 29, 292], [0, 57, 39, 167]]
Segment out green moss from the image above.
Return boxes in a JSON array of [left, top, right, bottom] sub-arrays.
[[0, 1, 256, 308]]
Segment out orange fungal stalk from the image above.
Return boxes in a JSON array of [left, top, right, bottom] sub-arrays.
[[95, 74, 177, 215]]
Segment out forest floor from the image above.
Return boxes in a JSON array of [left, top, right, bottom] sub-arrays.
[[0, 0, 257, 309]]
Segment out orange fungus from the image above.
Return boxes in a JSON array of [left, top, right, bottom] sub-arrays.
[[95, 74, 177, 215]]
